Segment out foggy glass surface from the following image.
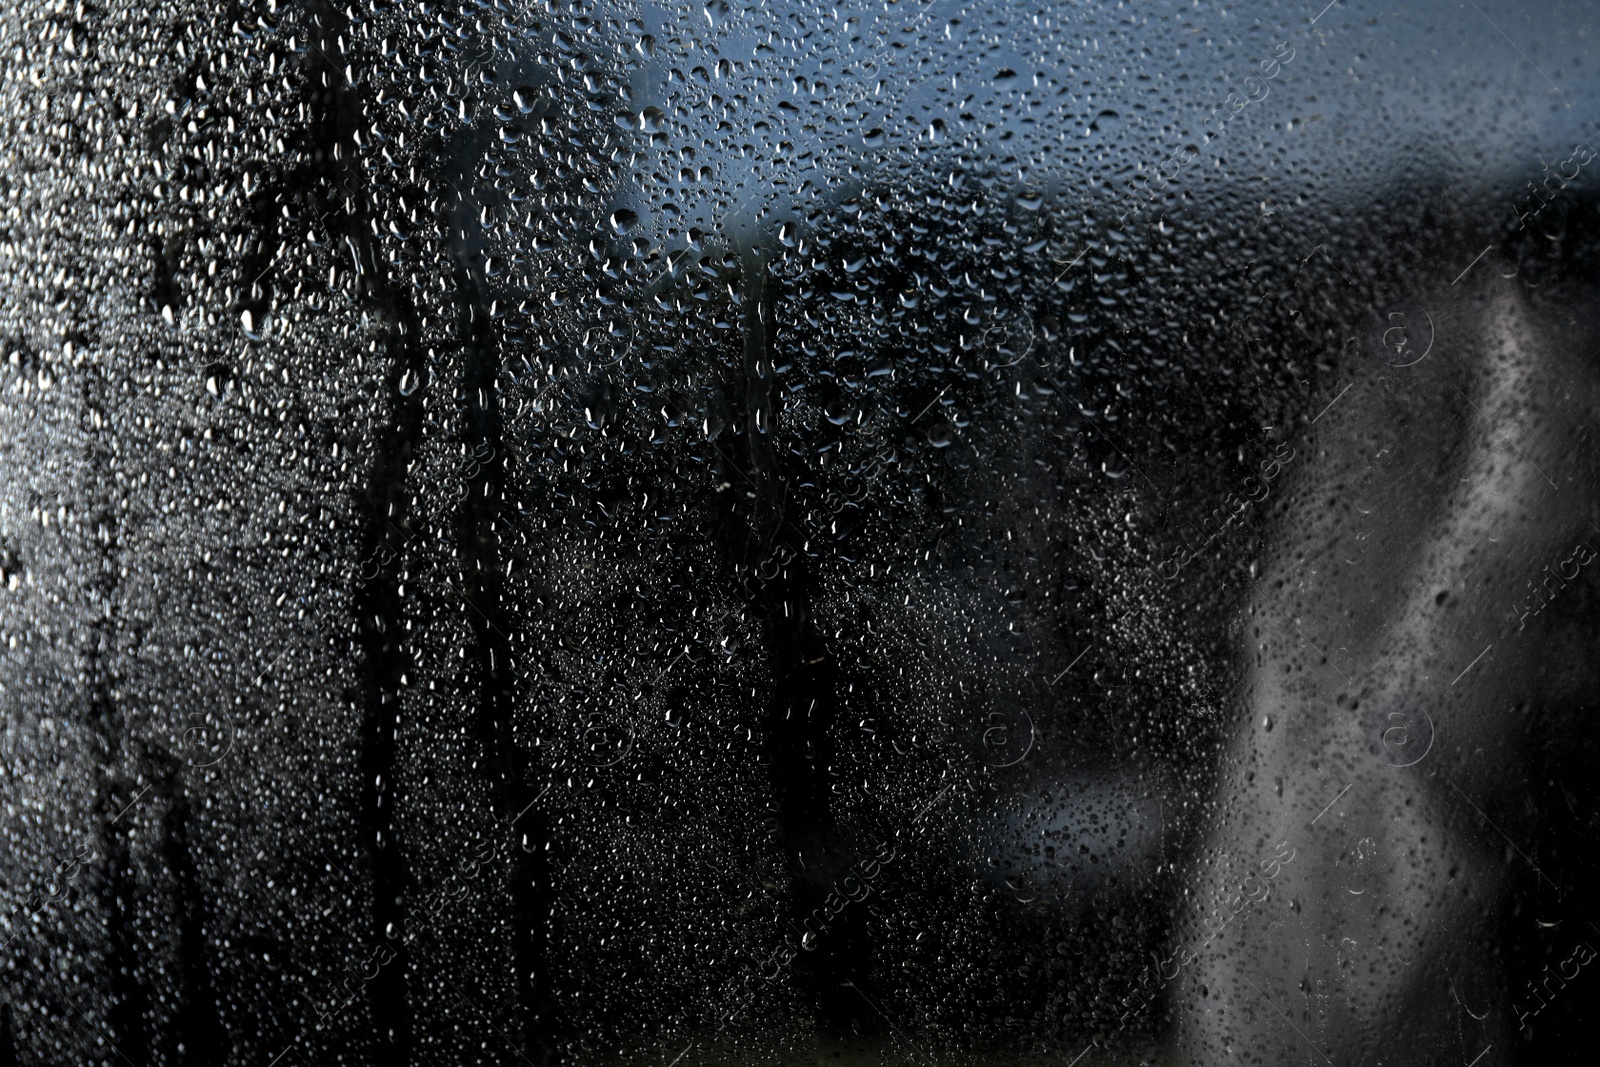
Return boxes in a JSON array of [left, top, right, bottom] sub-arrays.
[[3, 0, 1600, 1063]]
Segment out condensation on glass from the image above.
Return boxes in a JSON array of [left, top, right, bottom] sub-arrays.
[[1, 0, 1598, 1064]]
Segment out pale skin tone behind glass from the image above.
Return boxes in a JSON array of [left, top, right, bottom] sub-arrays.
[[639, 3, 1596, 1061], [1178, 281, 1600, 1064], [5, 2, 1598, 1065]]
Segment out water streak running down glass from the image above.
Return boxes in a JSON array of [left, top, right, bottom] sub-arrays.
[[3, 0, 1600, 1064]]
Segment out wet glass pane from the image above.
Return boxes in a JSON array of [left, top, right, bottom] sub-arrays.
[[3, 0, 1599, 1063]]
